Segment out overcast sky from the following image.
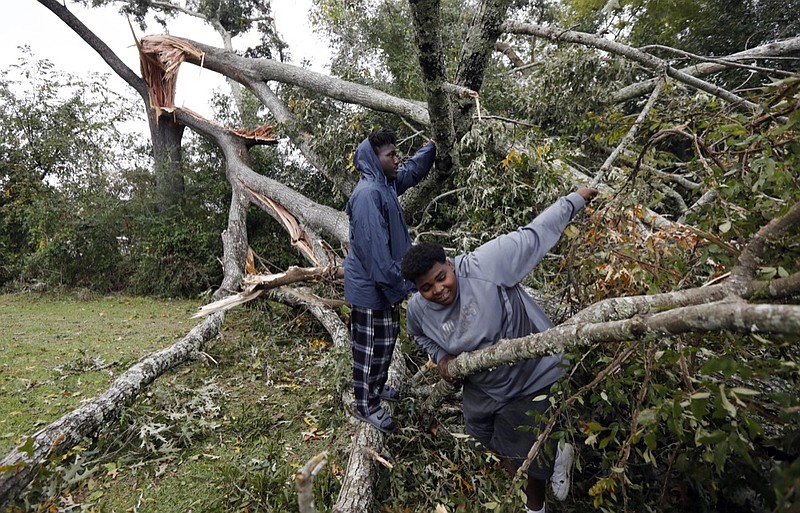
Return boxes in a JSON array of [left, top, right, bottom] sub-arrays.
[[1, 1, 330, 123]]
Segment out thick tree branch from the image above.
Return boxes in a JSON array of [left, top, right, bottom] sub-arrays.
[[408, 0, 457, 175], [639, 45, 798, 77], [612, 37, 800, 103], [277, 288, 349, 348], [503, 21, 761, 113], [495, 40, 528, 73], [177, 39, 431, 125], [451, 0, 515, 140], [245, 80, 354, 199], [171, 108, 350, 246], [332, 344, 407, 513], [37, 0, 147, 99], [447, 302, 800, 380], [455, 0, 515, 93], [732, 201, 800, 284]]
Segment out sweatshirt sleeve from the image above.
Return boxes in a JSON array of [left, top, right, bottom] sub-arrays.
[[460, 192, 586, 287], [395, 142, 436, 195], [348, 188, 406, 301], [406, 301, 448, 364]]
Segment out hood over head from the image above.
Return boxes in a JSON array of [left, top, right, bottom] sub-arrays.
[[353, 137, 386, 182]]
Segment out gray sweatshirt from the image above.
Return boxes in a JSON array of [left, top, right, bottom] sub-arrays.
[[406, 192, 586, 406]]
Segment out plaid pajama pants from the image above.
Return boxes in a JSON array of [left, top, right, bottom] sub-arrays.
[[350, 305, 400, 416]]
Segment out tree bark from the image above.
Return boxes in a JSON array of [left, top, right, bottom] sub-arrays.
[[332, 343, 408, 513], [181, 40, 430, 126], [148, 109, 186, 210], [447, 302, 800, 380]]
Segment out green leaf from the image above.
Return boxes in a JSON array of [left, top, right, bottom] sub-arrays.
[[583, 421, 606, 432], [690, 395, 708, 420], [19, 437, 35, 457], [637, 408, 658, 427], [719, 385, 737, 418], [697, 429, 726, 445], [713, 439, 729, 473], [644, 430, 657, 450], [564, 224, 580, 239]]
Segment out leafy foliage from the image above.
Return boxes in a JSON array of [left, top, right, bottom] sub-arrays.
[[0, 53, 144, 291]]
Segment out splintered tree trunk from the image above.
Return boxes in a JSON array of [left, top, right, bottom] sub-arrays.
[[0, 313, 224, 509]]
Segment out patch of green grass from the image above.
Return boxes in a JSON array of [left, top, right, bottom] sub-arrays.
[[0, 293, 199, 455]]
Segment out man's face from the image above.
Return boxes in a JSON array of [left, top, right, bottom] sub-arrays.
[[376, 144, 400, 180], [414, 260, 458, 306]]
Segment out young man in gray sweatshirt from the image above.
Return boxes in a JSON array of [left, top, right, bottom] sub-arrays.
[[400, 187, 598, 513]]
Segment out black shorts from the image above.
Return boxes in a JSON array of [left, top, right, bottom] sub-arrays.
[[463, 386, 556, 480]]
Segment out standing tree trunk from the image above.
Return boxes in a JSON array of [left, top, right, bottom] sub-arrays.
[[147, 109, 186, 210]]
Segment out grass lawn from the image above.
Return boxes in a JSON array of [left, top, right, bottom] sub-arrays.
[[0, 292, 200, 455], [0, 292, 355, 513]]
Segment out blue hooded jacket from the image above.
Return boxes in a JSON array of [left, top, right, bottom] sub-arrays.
[[343, 137, 436, 309]]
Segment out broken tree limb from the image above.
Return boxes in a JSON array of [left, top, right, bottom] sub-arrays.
[[296, 451, 328, 513], [136, 35, 205, 118], [446, 301, 800, 381], [180, 39, 431, 126], [0, 312, 225, 509], [567, 196, 799, 323], [192, 266, 344, 318], [332, 341, 408, 513], [612, 36, 800, 103], [242, 182, 323, 266], [638, 45, 799, 78], [276, 287, 350, 349], [591, 77, 666, 187]]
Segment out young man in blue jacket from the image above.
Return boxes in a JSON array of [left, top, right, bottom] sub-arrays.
[[344, 127, 436, 433], [400, 187, 598, 512]]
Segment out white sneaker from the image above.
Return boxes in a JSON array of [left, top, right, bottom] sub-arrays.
[[551, 442, 574, 501]]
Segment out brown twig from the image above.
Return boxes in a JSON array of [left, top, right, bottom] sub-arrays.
[[616, 343, 657, 512], [514, 342, 641, 480]]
